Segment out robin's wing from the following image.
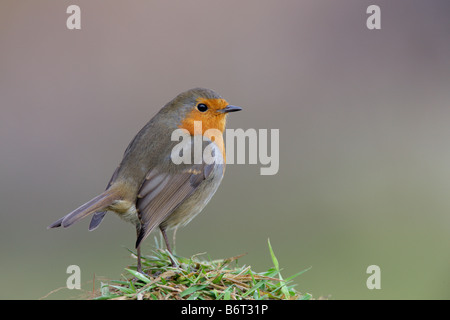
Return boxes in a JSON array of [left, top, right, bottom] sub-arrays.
[[135, 161, 220, 248]]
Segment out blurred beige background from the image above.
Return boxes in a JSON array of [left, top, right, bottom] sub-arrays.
[[1, 0, 450, 299]]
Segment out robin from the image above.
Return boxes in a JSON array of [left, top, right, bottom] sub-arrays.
[[48, 88, 242, 273]]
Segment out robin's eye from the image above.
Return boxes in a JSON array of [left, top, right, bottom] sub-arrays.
[[197, 103, 208, 112]]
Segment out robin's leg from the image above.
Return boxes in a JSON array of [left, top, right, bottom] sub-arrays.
[[172, 226, 178, 253], [160, 226, 176, 266], [135, 225, 144, 274], [136, 246, 143, 274]]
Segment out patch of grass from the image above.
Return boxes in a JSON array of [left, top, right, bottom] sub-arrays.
[[95, 239, 312, 300]]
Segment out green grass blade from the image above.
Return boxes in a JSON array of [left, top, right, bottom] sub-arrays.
[[110, 285, 135, 295], [267, 238, 279, 271], [285, 267, 312, 282], [267, 239, 290, 299], [125, 268, 151, 284], [242, 280, 267, 298], [180, 285, 207, 298]]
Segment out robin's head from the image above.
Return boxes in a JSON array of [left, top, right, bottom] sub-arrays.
[[162, 88, 241, 135]]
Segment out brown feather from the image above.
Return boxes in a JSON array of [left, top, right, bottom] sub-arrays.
[[47, 188, 122, 229], [135, 161, 214, 248]]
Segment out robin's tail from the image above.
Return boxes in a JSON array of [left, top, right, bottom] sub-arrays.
[[47, 188, 121, 229]]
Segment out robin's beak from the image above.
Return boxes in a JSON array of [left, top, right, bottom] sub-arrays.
[[220, 105, 242, 113]]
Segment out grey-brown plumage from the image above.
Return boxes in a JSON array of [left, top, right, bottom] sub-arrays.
[[48, 88, 241, 272]]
